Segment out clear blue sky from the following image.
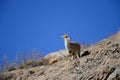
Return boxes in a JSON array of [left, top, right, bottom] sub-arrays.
[[0, 0, 120, 61]]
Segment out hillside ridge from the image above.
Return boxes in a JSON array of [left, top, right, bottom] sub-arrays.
[[0, 31, 120, 80]]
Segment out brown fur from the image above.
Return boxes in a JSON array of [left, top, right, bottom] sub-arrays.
[[62, 34, 81, 59], [67, 42, 81, 59]]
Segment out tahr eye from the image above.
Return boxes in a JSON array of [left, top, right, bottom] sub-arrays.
[[65, 36, 68, 38]]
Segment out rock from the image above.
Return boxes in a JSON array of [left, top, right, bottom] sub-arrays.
[[107, 68, 120, 80]]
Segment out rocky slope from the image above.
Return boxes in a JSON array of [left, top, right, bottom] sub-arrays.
[[0, 31, 120, 80]]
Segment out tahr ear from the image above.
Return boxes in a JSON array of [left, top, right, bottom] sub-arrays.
[[63, 33, 68, 36]]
